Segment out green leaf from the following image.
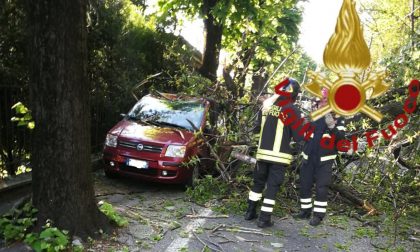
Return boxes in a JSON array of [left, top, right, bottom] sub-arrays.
[[17, 121, 27, 126], [40, 241, 50, 250], [32, 241, 42, 252], [27, 122, 35, 129], [39, 228, 54, 239], [11, 102, 23, 110]]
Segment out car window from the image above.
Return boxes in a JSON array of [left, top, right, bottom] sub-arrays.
[[127, 96, 205, 131]]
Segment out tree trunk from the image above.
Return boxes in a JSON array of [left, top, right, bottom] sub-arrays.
[[198, 0, 223, 81], [251, 69, 268, 98], [27, 0, 110, 238], [329, 183, 377, 215]]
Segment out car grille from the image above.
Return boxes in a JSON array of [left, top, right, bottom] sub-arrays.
[[118, 140, 163, 153], [120, 164, 159, 176]]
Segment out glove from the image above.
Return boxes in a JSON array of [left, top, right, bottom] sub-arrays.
[[262, 94, 279, 113], [325, 113, 336, 129]]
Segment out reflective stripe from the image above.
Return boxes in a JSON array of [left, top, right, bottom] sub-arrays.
[[258, 115, 267, 147], [314, 201, 328, 206], [261, 206, 273, 212], [300, 198, 312, 203], [313, 207, 327, 213], [302, 153, 308, 160], [337, 126, 346, 131], [310, 133, 314, 138], [249, 191, 262, 201], [272, 118, 284, 156], [322, 134, 331, 137], [256, 153, 292, 164], [320, 155, 337, 161], [263, 198, 275, 205], [301, 203, 313, 209], [256, 149, 293, 159]]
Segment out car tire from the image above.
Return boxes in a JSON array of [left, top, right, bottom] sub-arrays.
[[185, 165, 200, 189], [104, 170, 118, 179]]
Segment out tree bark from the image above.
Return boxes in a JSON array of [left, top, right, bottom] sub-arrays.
[[198, 0, 223, 81], [27, 0, 110, 238]]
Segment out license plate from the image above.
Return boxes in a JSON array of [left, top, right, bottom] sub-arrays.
[[126, 159, 148, 169]]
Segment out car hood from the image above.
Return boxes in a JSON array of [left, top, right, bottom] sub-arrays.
[[109, 120, 195, 145]]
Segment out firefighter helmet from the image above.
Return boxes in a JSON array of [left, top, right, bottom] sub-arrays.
[[279, 78, 300, 99]]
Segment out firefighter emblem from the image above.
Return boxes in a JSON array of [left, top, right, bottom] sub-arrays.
[[303, 0, 390, 122]]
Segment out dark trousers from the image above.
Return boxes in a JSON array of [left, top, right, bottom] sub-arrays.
[[299, 156, 333, 216], [252, 161, 285, 201]]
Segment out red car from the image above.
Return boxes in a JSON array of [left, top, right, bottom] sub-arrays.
[[103, 93, 210, 186]]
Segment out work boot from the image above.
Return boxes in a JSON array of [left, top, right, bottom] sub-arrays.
[[257, 211, 273, 228], [244, 200, 258, 220], [309, 215, 323, 226], [293, 208, 312, 220]]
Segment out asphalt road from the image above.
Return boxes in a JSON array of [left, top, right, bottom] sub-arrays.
[[90, 170, 418, 252], [0, 170, 417, 251]]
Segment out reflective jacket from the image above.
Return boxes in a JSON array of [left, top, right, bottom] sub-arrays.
[[256, 97, 304, 165], [302, 117, 346, 162]]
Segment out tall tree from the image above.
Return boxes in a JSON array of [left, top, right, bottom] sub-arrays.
[[27, 0, 110, 237], [158, 0, 304, 83], [198, 0, 223, 81], [158, 0, 223, 81], [360, 0, 419, 86]]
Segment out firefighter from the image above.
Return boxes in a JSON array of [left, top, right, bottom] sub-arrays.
[[294, 90, 346, 226], [245, 78, 305, 228]]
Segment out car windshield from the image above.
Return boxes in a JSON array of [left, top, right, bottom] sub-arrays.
[[127, 96, 205, 131]]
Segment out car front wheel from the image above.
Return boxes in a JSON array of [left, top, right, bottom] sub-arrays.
[[185, 165, 200, 188]]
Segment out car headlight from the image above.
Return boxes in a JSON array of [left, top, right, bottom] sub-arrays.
[[165, 145, 186, 158], [105, 134, 118, 147]]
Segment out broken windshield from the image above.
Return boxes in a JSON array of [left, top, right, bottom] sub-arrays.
[[127, 96, 205, 131]]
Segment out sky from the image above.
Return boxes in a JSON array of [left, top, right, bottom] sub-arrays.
[[146, 0, 345, 65], [298, 0, 343, 64]]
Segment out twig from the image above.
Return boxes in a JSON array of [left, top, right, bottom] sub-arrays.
[[218, 240, 235, 244], [186, 214, 229, 219], [192, 232, 222, 252], [369, 239, 387, 250], [209, 234, 235, 244], [225, 225, 263, 232], [193, 232, 211, 250], [234, 235, 259, 243], [243, 239, 259, 243], [211, 224, 224, 233], [95, 192, 130, 197], [220, 228, 271, 236], [126, 205, 142, 211], [350, 212, 364, 222], [123, 209, 151, 224], [409, 236, 420, 242], [205, 233, 226, 252], [186, 120, 231, 182], [255, 47, 299, 100]]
